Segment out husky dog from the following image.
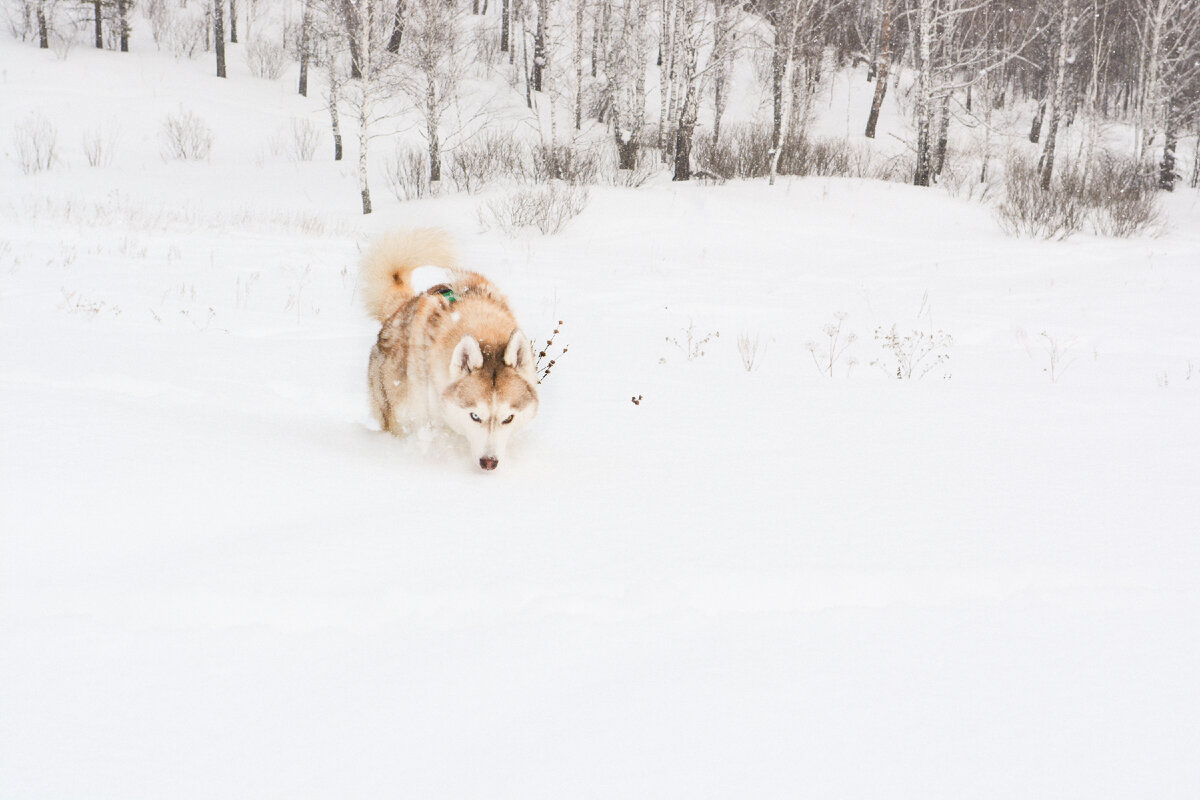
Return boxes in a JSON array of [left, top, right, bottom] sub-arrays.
[[361, 227, 538, 471]]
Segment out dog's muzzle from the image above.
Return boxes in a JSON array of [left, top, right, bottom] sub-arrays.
[[479, 456, 498, 471]]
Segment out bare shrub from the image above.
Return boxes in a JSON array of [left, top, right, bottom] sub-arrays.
[[1080, 153, 1163, 237], [995, 153, 1085, 240], [471, 24, 500, 73], [448, 132, 530, 193], [530, 142, 606, 184], [534, 319, 569, 383], [997, 151, 1162, 240], [806, 313, 858, 377], [479, 182, 590, 236], [155, 11, 206, 58], [13, 112, 58, 174], [245, 39, 287, 79], [1037, 330, 1076, 383], [667, 321, 719, 362], [385, 146, 431, 201], [737, 330, 765, 372], [694, 124, 772, 180], [81, 124, 119, 167], [614, 155, 662, 187], [286, 118, 319, 162], [51, 29, 78, 59], [695, 125, 861, 181], [872, 324, 953, 380], [160, 109, 213, 161]]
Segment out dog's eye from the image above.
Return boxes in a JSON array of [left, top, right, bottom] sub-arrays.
[[470, 413, 482, 423], [502, 415, 515, 425]]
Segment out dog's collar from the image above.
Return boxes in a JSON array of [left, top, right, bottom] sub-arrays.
[[427, 284, 459, 304]]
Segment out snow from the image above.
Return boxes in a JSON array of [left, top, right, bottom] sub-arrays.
[[4, 28, 1200, 800]]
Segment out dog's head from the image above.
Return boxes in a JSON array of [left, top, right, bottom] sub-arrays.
[[442, 330, 539, 471]]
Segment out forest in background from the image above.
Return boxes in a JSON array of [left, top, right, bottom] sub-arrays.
[[8, 0, 1200, 229]]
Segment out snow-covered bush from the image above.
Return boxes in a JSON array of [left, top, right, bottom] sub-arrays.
[[12, 112, 58, 174], [160, 110, 213, 161], [479, 182, 589, 235], [286, 118, 319, 162], [245, 39, 287, 80], [530, 142, 607, 185], [695, 125, 862, 182], [997, 152, 1162, 240], [81, 124, 119, 167], [449, 132, 530, 193], [385, 146, 431, 201], [149, 0, 206, 59], [1077, 153, 1163, 237], [995, 153, 1086, 240], [694, 124, 773, 180]]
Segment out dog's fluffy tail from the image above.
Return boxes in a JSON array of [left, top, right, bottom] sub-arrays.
[[360, 227, 460, 322]]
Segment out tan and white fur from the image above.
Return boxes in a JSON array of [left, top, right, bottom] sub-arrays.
[[361, 227, 538, 471]]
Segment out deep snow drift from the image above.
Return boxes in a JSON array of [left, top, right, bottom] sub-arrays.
[[3, 31, 1200, 800]]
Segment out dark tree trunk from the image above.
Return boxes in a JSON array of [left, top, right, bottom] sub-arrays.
[[36, 0, 48, 48], [500, 0, 509, 51], [94, 0, 103, 48], [387, 0, 405, 52], [344, 0, 362, 79], [214, 0, 227, 76], [229, 0, 237, 42], [615, 130, 638, 170], [532, 0, 548, 91], [933, 94, 951, 178], [1159, 102, 1177, 191], [1029, 100, 1045, 143], [117, 0, 129, 51], [864, 1, 892, 139], [913, 111, 932, 186], [672, 122, 692, 180]]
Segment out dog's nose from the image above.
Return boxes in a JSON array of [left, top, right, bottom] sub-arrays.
[[479, 456, 498, 471]]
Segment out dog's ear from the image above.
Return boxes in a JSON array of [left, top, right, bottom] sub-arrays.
[[504, 330, 534, 379], [450, 335, 483, 380]]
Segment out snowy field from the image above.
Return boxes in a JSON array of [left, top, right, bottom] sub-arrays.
[[4, 31, 1200, 800]]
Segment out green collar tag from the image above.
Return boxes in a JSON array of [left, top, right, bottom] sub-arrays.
[[439, 288, 458, 304]]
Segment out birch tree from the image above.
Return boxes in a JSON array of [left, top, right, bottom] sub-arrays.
[[395, 0, 469, 187]]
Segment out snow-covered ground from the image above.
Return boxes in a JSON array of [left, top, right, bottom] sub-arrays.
[[3, 30, 1200, 800]]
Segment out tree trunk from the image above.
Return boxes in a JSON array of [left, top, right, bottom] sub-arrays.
[[933, 93, 950, 178], [864, 0, 892, 139], [387, 0, 405, 52], [117, 0, 129, 51], [344, 0, 362, 79], [299, 0, 311, 95], [229, 0, 237, 42], [214, 0, 226, 76], [426, 78, 442, 184], [657, 0, 676, 153], [1158, 99, 1177, 190], [501, 0, 509, 51], [574, 0, 584, 129], [93, 0, 103, 48], [1191, 126, 1200, 189], [36, 0, 48, 48], [1039, 0, 1071, 191], [532, 0, 548, 91], [912, 0, 933, 186], [672, 81, 697, 181], [328, 63, 344, 161]]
